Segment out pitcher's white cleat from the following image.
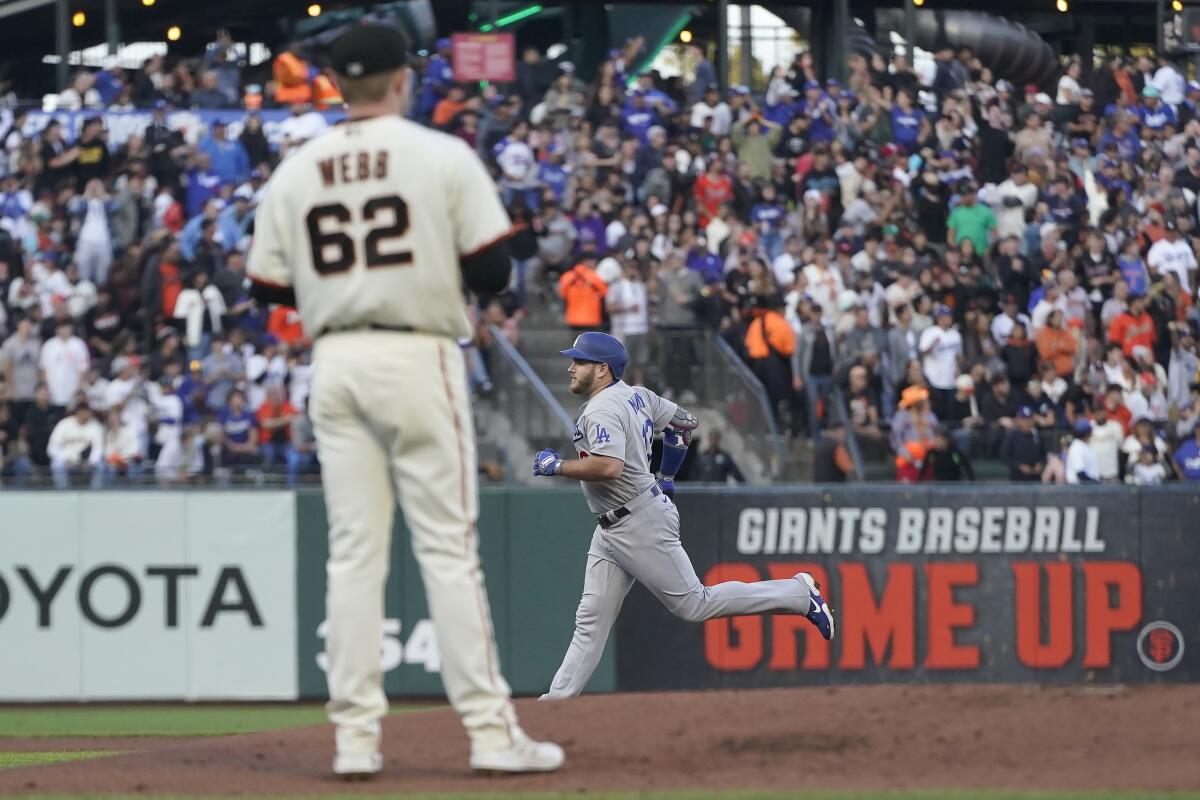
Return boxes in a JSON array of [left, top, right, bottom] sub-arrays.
[[470, 732, 565, 774], [333, 750, 382, 780]]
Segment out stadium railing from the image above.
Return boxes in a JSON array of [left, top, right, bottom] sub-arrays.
[[485, 324, 576, 453]]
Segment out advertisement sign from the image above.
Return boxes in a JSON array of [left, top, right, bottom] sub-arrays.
[[0, 492, 297, 700], [616, 486, 1200, 690], [452, 33, 515, 82]]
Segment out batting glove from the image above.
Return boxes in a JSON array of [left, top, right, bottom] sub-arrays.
[[533, 448, 563, 477], [656, 476, 675, 499]]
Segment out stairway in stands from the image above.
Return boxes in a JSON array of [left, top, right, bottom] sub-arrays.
[[507, 301, 806, 484]]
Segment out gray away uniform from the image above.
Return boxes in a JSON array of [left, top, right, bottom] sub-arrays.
[[542, 381, 811, 699]]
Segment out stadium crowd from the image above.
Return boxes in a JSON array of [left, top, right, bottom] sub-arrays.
[[1, 31, 1199, 485]]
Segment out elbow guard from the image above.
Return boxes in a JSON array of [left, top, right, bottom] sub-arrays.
[[660, 408, 699, 478]]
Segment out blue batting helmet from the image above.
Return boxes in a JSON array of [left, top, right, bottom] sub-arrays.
[[559, 332, 628, 379]]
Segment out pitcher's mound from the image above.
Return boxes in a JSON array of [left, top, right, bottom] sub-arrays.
[[1, 685, 1197, 795]]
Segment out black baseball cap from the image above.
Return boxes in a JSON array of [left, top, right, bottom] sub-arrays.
[[330, 23, 410, 78]]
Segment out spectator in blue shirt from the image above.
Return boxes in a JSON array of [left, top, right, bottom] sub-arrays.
[[418, 39, 455, 119], [890, 89, 925, 152], [687, 236, 724, 285], [800, 80, 835, 143], [764, 84, 800, 126], [198, 121, 251, 185], [219, 388, 259, 469], [751, 184, 787, 260], [185, 152, 222, 218], [1097, 113, 1142, 162], [1173, 423, 1200, 480], [622, 91, 662, 144], [1096, 159, 1135, 201], [1138, 86, 1177, 133]]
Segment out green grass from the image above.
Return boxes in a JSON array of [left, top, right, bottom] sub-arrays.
[[0, 750, 116, 769], [0, 704, 440, 738], [10, 792, 1200, 800]]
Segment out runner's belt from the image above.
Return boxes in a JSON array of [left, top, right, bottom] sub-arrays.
[[596, 484, 661, 529]]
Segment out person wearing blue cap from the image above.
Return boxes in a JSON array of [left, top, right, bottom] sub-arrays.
[[1000, 404, 1047, 482], [800, 79, 835, 143], [416, 36, 455, 121], [1065, 418, 1100, 484], [1138, 84, 1178, 136], [197, 119, 251, 186]]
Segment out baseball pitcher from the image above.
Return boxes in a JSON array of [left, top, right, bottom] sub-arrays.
[[534, 332, 834, 699], [247, 23, 562, 779]]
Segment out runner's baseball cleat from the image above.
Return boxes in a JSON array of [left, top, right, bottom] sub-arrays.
[[333, 750, 382, 780], [470, 732, 565, 774], [795, 572, 835, 640]]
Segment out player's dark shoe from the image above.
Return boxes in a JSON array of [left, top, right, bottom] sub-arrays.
[[795, 572, 835, 640]]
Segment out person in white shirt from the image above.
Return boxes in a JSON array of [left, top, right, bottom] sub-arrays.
[[690, 84, 733, 137], [496, 121, 539, 208], [173, 270, 227, 360], [991, 165, 1039, 240], [1056, 62, 1083, 106], [278, 102, 330, 153], [147, 370, 185, 481], [1150, 56, 1186, 110], [802, 250, 844, 325], [245, 338, 289, 411], [771, 235, 803, 289], [98, 408, 146, 485], [1088, 406, 1124, 481], [47, 403, 105, 488], [1030, 284, 1068, 331], [918, 305, 964, 419], [73, 179, 114, 286], [1129, 444, 1168, 485], [605, 262, 650, 386], [1146, 221, 1197, 293], [39, 320, 90, 412], [64, 264, 98, 319], [991, 294, 1032, 346], [1065, 420, 1100, 483]]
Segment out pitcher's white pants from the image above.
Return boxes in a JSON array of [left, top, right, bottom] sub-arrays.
[[311, 331, 518, 754]]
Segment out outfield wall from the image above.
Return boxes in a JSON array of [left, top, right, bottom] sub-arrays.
[[0, 487, 1195, 700]]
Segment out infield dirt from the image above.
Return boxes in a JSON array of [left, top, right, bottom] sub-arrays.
[[0, 685, 1197, 795]]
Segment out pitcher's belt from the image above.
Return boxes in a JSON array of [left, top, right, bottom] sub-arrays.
[[316, 323, 416, 339]]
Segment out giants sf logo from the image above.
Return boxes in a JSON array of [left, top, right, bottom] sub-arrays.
[[1137, 621, 1185, 673]]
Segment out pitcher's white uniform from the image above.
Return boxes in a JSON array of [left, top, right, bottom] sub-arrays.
[[248, 116, 523, 761]]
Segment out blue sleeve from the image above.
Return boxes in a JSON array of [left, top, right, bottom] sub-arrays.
[[659, 429, 689, 477]]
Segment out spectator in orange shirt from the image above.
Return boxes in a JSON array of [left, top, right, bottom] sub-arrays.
[[1107, 294, 1156, 357], [1102, 384, 1133, 434], [267, 305, 306, 346], [1035, 309, 1078, 378], [743, 295, 796, 428], [559, 254, 608, 332], [257, 384, 299, 472], [432, 85, 467, 129], [692, 158, 733, 227]]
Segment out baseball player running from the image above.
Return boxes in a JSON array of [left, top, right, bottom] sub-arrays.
[[534, 332, 834, 699], [247, 24, 562, 778]]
